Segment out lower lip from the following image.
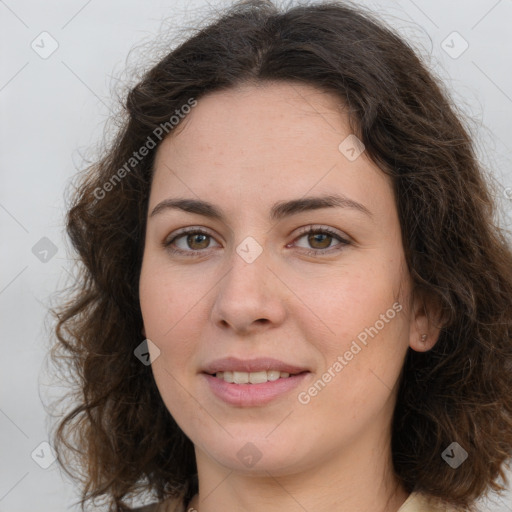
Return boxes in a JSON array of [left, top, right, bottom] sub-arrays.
[[203, 372, 310, 407]]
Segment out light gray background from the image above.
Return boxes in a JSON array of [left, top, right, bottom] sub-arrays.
[[1, 0, 512, 511]]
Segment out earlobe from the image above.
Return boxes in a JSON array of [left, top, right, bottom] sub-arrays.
[[409, 292, 444, 352], [411, 332, 436, 352]]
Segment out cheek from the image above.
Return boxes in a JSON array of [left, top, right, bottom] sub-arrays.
[[139, 256, 223, 376], [294, 262, 407, 394], [139, 258, 203, 340], [139, 265, 203, 420], [295, 262, 401, 342]]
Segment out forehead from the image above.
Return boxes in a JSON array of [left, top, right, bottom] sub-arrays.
[[156, 81, 352, 164], [151, 81, 393, 224]]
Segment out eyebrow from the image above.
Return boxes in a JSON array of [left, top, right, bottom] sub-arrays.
[[149, 194, 373, 222]]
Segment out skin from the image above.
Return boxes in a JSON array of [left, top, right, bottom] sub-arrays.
[[139, 81, 441, 512]]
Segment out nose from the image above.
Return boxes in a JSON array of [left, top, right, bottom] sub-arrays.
[[210, 246, 287, 335]]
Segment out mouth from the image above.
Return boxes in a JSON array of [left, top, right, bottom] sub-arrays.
[[201, 357, 310, 406]]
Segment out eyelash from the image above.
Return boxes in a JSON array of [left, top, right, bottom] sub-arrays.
[[162, 225, 351, 258]]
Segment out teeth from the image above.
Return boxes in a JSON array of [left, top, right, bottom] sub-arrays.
[[267, 370, 281, 381], [248, 371, 266, 384], [233, 371, 249, 384], [215, 370, 293, 383]]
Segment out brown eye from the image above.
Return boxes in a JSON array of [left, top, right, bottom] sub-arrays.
[[293, 226, 351, 255], [163, 228, 221, 256], [186, 233, 210, 250], [307, 232, 333, 249]]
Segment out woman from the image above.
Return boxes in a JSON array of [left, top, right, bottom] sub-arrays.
[[50, 1, 512, 511]]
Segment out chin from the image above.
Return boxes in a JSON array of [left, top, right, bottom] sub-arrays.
[[195, 433, 315, 475]]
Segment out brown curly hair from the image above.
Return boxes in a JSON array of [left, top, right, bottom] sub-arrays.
[[49, 1, 512, 510]]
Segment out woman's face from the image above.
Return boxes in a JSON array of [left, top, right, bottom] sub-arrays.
[[139, 81, 422, 477]]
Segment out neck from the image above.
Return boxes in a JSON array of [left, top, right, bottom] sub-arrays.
[[187, 425, 409, 512]]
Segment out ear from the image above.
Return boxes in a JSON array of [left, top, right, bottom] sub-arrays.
[[409, 290, 444, 352]]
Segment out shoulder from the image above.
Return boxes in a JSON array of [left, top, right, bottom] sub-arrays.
[[129, 495, 186, 512], [398, 492, 466, 512], [130, 505, 159, 512], [132, 491, 467, 512]]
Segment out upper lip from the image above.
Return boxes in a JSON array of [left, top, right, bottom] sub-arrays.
[[202, 357, 309, 375]]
